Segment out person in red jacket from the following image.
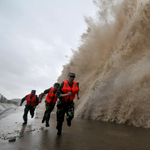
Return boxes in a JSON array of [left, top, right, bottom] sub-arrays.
[[56, 72, 79, 135], [39, 83, 60, 127], [20, 90, 39, 125]]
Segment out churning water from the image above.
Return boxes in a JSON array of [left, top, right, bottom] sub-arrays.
[[58, 0, 150, 128]]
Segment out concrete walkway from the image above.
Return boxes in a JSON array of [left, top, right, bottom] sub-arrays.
[[0, 107, 150, 150]]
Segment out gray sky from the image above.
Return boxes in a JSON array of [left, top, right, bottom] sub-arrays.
[[0, 0, 96, 99]]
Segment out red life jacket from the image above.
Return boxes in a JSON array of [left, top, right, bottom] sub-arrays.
[[61, 80, 79, 102], [46, 88, 57, 105], [25, 94, 37, 106]]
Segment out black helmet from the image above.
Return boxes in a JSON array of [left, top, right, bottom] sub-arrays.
[[54, 83, 60, 87]]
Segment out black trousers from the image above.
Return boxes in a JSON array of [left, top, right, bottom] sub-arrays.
[[23, 105, 35, 122], [43, 101, 54, 123], [56, 100, 74, 131]]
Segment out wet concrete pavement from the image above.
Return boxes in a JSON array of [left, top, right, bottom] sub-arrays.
[[1, 107, 150, 150]]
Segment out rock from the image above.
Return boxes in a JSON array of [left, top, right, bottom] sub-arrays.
[[9, 138, 16, 142]]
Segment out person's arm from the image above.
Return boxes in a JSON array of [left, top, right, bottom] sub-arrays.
[[56, 83, 71, 99], [56, 83, 63, 99], [36, 96, 39, 106], [39, 93, 45, 103], [20, 95, 27, 106], [77, 91, 79, 99], [77, 83, 80, 99], [39, 88, 50, 103], [61, 92, 71, 97]]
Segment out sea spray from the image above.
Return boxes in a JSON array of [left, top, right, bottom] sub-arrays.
[[58, 0, 150, 128]]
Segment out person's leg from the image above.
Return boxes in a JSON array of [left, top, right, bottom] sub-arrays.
[[30, 106, 35, 118], [66, 101, 74, 126], [23, 105, 29, 125], [56, 100, 66, 135], [45, 103, 54, 127], [42, 111, 46, 123], [42, 101, 47, 123]]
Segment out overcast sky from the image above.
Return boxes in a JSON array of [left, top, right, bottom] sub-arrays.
[[0, 0, 96, 99]]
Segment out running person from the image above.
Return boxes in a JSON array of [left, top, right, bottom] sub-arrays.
[[56, 72, 79, 135], [39, 83, 60, 127]]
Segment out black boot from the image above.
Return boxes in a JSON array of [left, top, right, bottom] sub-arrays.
[[57, 130, 61, 135], [42, 118, 45, 123], [22, 122, 27, 126], [56, 122, 62, 135], [67, 119, 71, 127], [45, 122, 50, 127]]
